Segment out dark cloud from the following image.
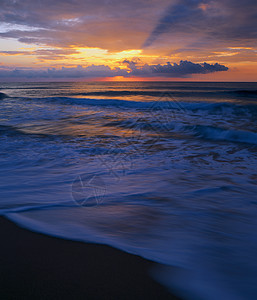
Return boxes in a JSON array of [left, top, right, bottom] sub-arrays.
[[0, 60, 228, 80], [143, 0, 257, 48], [0, 64, 127, 79], [143, 0, 202, 48], [124, 60, 228, 77]]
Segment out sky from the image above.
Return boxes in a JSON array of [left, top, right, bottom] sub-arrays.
[[0, 0, 256, 81]]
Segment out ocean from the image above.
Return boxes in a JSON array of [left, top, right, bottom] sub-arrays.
[[1, 81, 257, 299]]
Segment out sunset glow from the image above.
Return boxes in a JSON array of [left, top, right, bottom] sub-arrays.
[[0, 0, 256, 81]]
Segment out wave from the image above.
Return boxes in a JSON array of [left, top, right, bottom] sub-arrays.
[[19, 96, 257, 114], [191, 125, 257, 145], [0, 124, 28, 136], [0, 124, 63, 139], [69, 89, 257, 99], [0, 201, 76, 215], [0, 92, 8, 100], [70, 90, 226, 98], [232, 90, 257, 97], [72, 91, 182, 97], [18, 96, 188, 110]]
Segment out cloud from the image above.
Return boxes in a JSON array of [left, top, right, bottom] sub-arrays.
[[0, 50, 29, 55], [143, 0, 202, 48], [143, 0, 257, 48], [0, 64, 127, 79], [0, 49, 78, 56], [0, 60, 228, 80], [124, 60, 229, 77], [0, 0, 256, 65], [0, 48, 81, 61], [0, 0, 168, 51]]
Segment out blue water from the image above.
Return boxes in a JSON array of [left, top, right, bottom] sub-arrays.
[[1, 82, 257, 299]]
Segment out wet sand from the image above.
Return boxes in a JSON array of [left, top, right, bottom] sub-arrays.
[[0, 217, 180, 300]]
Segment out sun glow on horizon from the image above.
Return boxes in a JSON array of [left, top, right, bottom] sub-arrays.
[[0, 36, 256, 82]]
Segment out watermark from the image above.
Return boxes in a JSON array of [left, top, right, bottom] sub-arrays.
[[148, 93, 186, 133], [106, 92, 187, 169], [96, 139, 133, 178], [71, 174, 106, 207], [71, 92, 187, 206]]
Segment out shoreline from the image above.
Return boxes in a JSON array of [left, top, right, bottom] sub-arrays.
[[0, 216, 180, 300]]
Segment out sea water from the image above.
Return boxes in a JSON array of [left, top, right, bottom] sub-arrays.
[[0, 81, 257, 299]]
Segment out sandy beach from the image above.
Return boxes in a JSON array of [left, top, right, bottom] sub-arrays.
[[0, 217, 180, 300]]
